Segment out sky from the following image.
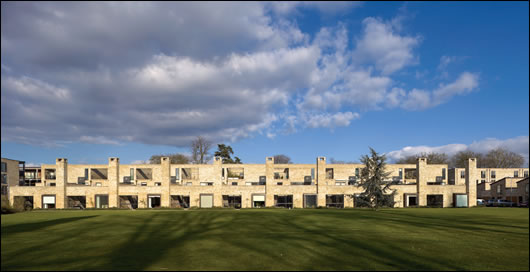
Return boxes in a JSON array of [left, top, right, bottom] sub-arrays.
[[1, 1, 529, 166]]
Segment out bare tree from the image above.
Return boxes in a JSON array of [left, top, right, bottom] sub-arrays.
[[451, 150, 485, 168], [483, 148, 525, 168], [190, 136, 212, 164], [273, 154, 292, 164], [395, 152, 449, 164]]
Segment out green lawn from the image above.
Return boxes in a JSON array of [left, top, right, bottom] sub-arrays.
[[1, 208, 528, 271]]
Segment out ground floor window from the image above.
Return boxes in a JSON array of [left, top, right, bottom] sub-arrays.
[[453, 194, 468, 208], [222, 195, 241, 208], [67, 196, 86, 209], [252, 195, 265, 208], [404, 194, 417, 207], [274, 195, 293, 208], [119, 195, 138, 209], [171, 195, 189, 208], [95, 195, 109, 208], [42, 195, 56, 209], [200, 194, 213, 208], [148, 195, 161, 208], [427, 195, 443, 207], [304, 194, 317, 208], [326, 194, 344, 208]]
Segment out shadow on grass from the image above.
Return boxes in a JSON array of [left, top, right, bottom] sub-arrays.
[[1, 215, 99, 237]]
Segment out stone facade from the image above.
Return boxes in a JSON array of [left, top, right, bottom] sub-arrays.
[[6, 156, 529, 209]]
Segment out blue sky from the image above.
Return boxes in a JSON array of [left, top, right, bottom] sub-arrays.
[[1, 2, 528, 165]]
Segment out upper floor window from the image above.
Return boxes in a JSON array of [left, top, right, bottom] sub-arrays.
[[326, 168, 334, 179], [45, 169, 56, 180], [136, 168, 152, 180], [460, 171, 465, 179], [491, 171, 496, 179], [524, 170, 529, 178], [1, 174, 6, 184], [514, 171, 519, 178], [274, 168, 289, 179], [1, 162, 6, 172], [398, 168, 403, 179], [355, 168, 360, 177], [91, 168, 108, 180], [481, 171, 486, 179], [442, 168, 446, 179]]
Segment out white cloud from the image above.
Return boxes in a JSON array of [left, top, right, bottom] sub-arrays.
[[79, 136, 121, 145], [304, 111, 360, 129], [353, 17, 421, 75]]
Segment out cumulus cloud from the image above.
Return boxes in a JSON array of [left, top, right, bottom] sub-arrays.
[[386, 136, 529, 164], [1, 2, 482, 147]]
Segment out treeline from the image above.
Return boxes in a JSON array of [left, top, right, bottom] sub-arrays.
[[395, 147, 525, 168]]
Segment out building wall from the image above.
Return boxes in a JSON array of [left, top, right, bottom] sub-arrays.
[[7, 156, 528, 209]]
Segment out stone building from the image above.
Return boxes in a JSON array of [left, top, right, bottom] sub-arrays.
[[4, 156, 528, 209]]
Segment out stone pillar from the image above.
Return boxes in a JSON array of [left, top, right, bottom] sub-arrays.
[[465, 158, 478, 207], [55, 158, 67, 209], [316, 157, 327, 207], [265, 157, 274, 207], [108, 157, 120, 208], [161, 157, 170, 207], [416, 158, 427, 206]]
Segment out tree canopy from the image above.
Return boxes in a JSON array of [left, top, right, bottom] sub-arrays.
[[357, 148, 396, 210], [273, 154, 292, 164], [395, 152, 449, 164], [149, 153, 190, 164], [190, 136, 212, 164], [214, 144, 242, 164]]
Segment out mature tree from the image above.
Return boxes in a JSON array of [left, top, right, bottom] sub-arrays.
[[483, 148, 525, 168], [451, 150, 485, 168], [214, 144, 242, 164], [149, 153, 190, 164], [190, 136, 212, 164], [273, 154, 292, 164], [395, 152, 449, 164], [357, 147, 396, 210]]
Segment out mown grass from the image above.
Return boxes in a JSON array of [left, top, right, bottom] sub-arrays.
[[1, 208, 528, 271]]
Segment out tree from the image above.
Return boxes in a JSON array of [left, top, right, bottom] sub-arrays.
[[214, 144, 242, 164], [149, 153, 190, 164], [190, 136, 212, 164], [357, 147, 396, 210], [273, 154, 292, 164], [395, 152, 449, 164], [451, 150, 485, 168], [483, 148, 525, 168]]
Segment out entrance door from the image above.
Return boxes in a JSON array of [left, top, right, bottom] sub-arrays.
[[200, 194, 213, 208], [148, 195, 161, 208], [252, 195, 265, 208], [407, 195, 417, 207]]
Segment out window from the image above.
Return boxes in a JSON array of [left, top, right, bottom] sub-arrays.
[[43, 195, 56, 209], [277, 182, 283, 185], [136, 168, 152, 180], [460, 171, 465, 179], [274, 195, 293, 208], [311, 168, 315, 180], [1, 162, 6, 172], [398, 168, 403, 179], [95, 195, 109, 208], [130, 168, 135, 180], [171, 195, 189, 208], [45, 169, 56, 180], [442, 168, 446, 179], [274, 168, 289, 179], [1, 174, 6, 184], [491, 171, 496, 179], [1, 186, 7, 195], [231, 182, 238, 186], [141, 182, 147, 186], [497, 185, 501, 193], [481, 171, 486, 179], [259, 176, 266, 185], [524, 171, 529, 178], [49, 183, 56, 186], [222, 195, 241, 208], [84, 168, 89, 180], [175, 168, 179, 180], [405, 168, 417, 179], [326, 168, 334, 179], [326, 195, 344, 208], [514, 171, 519, 178], [91, 168, 108, 180], [182, 168, 197, 180], [227, 168, 244, 179], [355, 168, 360, 177], [148, 195, 161, 208], [481, 180, 486, 184]]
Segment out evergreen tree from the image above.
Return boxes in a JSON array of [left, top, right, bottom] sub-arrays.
[[358, 147, 396, 210]]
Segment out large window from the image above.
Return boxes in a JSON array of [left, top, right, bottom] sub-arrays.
[[304, 194, 317, 208], [252, 195, 265, 208], [90, 168, 108, 180], [1, 162, 6, 172], [223, 195, 242, 208], [326, 194, 344, 208], [274, 195, 293, 208], [171, 195, 189, 208], [325, 168, 334, 179], [274, 168, 289, 179], [426, 195, 443, 207], [136, 168, 152, 180], [45, 169, 56, 180]]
